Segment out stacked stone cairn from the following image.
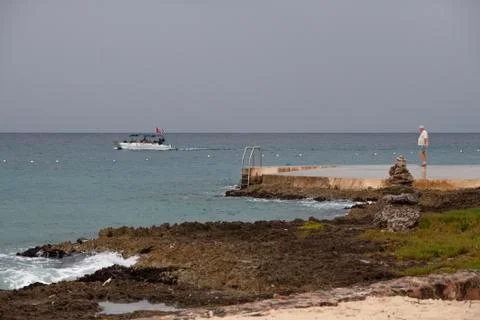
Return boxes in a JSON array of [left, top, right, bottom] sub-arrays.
[[387, 155, 414, 186], [373, 156, 420, 232]]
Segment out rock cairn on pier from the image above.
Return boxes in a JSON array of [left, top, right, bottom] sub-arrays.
[[387, 155, 414, 186], [374, 156, 420, 232]]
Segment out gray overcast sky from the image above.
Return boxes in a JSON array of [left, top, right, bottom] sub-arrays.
[[0, 0, 479, 132]]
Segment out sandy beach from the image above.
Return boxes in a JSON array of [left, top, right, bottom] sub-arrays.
[[209, 296, 480, 320]]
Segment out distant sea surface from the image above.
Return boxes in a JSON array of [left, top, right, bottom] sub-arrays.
[[1, 133, 480, 289]]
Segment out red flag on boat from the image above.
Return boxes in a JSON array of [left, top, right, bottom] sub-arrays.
[[156, 127, 164, 135]]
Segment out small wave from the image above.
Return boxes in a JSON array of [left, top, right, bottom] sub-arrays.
[[0, 252, 138, 290], [247, 198, 355, 209], [222, 185, 239, 190], [298, 199, 355, 210]]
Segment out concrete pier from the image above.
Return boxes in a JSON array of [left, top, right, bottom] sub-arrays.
[[244, 165, 480, 191]]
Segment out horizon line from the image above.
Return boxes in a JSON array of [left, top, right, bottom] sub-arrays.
[[1, 131, 480, 134]]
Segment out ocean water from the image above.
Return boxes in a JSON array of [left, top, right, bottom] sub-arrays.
[[1, 133, 479, 289]]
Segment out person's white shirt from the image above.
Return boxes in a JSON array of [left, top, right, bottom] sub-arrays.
[[418, 130, 428, 146]]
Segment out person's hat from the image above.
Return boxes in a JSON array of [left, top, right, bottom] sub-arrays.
[[419, 125, 425, 129]]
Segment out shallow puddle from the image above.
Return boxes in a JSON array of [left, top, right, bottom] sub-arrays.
[[99, 300, 180, 315]]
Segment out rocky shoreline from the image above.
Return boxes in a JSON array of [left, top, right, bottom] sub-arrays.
[[2, 184, 480, 319], [226, 184, 480, 213]]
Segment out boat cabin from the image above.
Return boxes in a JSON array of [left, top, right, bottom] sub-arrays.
[[123, 134, 165, 145]]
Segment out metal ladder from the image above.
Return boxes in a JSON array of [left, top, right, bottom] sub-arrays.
[[240, 146, 262, 188]]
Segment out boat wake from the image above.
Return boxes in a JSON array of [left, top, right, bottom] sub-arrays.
[[178, 147, 233, 151], [0, 252, 138, 290]]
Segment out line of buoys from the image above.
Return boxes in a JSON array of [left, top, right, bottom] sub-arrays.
[[5, 147, 480, 167], [294, 148, 480, 157]]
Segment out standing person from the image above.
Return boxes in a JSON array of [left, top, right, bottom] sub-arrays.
[[418, 125, 429, 167]]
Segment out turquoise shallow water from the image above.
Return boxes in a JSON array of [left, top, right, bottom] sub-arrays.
[[1, 133, 479, 289]]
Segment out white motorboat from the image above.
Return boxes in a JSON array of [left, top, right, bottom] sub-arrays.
[[114, 133, 176, 151]]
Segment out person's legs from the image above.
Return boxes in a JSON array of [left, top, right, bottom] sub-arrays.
[[418, 147, 427, 166]]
